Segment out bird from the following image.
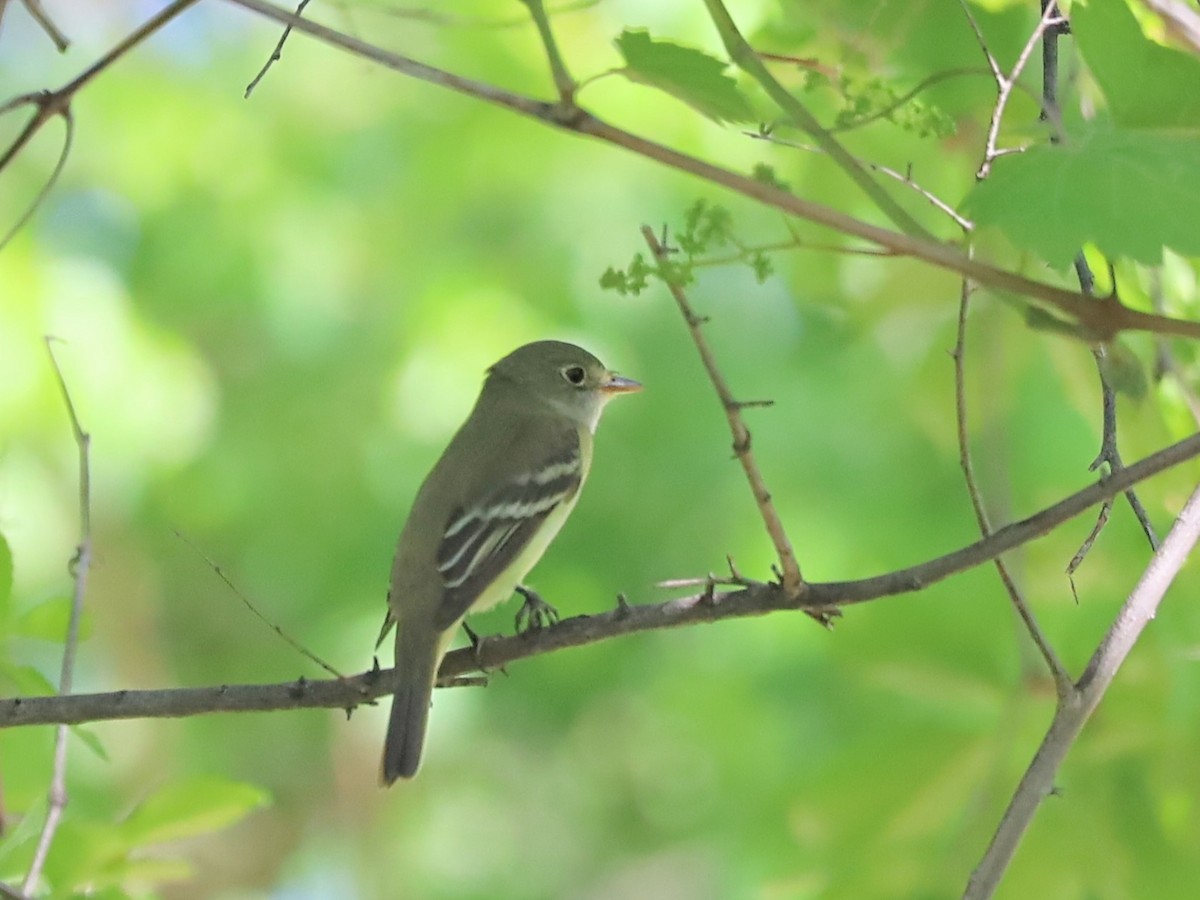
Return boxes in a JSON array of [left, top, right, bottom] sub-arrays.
[[379, 340, 641, 784]]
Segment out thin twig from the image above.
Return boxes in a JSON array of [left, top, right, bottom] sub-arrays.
[[1066, 497, 1113, 600], [1038, 0, 1069, 123], [1042, 30, 1159, 575], [11, 0, 69, 51], [220, 0, 1200, 343], [962, 0, 1064, 178], [244, 0, 311, 98], [1078, 342, 1161, 555], [22, 339, 92, 895], [953, 273, 1071, 695], [964, 483, 1200, 899], [0, 106, 72, 252], [640, 226, 809, 606], [748, 130, 972, 229], [172, 530, 344, 678], [518, 0, 576, 104]]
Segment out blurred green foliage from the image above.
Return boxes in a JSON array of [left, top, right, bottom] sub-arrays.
[[1, 1, 1200, 898]]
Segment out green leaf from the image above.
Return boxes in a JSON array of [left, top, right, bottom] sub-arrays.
[[599, 253, 652, 296], [1073, 0, 1200, 130], [963, 127, 1200, 267], [119, 777, 271, 846], [679, 198, 734, 255], [614, 30, 755, 124], [13, 595, 93, 642]]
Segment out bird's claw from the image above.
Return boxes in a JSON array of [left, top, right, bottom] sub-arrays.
[[514, 585, 559, 633]]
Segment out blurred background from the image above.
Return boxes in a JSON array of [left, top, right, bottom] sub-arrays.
[[2, 1, 1199, 897]]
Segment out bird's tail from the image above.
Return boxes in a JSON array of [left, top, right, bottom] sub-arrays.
[[380, 631, 443, 785]]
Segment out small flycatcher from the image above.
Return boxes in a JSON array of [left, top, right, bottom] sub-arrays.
[[379, 340, 641, 784]]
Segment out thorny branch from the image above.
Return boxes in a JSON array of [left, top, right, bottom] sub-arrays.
[[640, 226, 812, 609], [4, 429, 1200, 730]]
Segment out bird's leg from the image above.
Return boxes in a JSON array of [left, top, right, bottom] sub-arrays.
[[462, 619, 481, 650], [460, 620, 507, 678], [462, 620, 488, 671], [514, 585, 560, 633]]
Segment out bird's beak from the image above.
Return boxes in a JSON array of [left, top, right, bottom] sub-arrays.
[[600, 372, 642, 395]]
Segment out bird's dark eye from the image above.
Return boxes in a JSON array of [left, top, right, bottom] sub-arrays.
[[562, 365, 586, 386]]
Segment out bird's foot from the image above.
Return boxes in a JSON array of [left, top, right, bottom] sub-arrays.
[[514, 585, 560, 633]]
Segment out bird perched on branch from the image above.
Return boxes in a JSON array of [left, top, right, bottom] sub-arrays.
[[379, 340, 641, 784]]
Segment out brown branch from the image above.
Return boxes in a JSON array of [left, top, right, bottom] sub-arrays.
[[640, 226, 809, 606], [4, 430, 1200, 731], [221, 0, 1200, 343]]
